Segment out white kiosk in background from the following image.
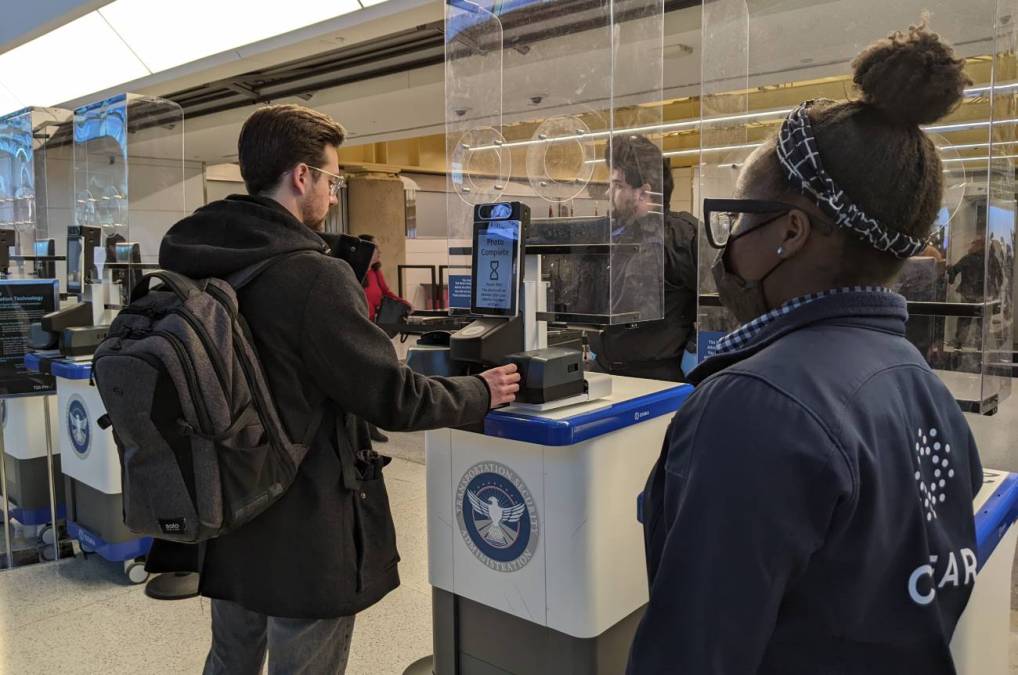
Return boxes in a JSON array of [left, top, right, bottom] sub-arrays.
[[2, 397, 61, 533], [0, 108, 74, 566], [0, 277, 64, 566], [24, 353, 150, 583], [7, 92, 186, 583]]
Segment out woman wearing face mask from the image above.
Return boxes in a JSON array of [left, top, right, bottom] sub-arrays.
[[628, 24, 983, 675]]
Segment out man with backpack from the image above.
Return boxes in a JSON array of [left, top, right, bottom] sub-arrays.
[[125, 104, 520, 674]]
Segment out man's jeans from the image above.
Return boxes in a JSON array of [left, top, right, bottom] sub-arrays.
[[203, 598, 356, 675]]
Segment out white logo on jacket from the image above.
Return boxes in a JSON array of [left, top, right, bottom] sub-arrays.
[[906, 425, 975, 605], [912, 426, 955, 521], [908, 549, 977, 605]]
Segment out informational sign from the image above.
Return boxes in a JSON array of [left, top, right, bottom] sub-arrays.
[[473, 220, 519, 313], [696, 330, 726, 364], [449, 274, 472, 309], [0, 279, 58, 397]]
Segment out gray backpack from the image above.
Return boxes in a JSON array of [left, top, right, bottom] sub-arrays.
[[93, 253, 322, 543]]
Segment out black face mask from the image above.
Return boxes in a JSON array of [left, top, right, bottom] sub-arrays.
[[711, 248, 784, 325]]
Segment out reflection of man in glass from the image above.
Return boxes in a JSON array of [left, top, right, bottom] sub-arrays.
[[948, 235, 1002, 350], [589, 135, 699, 382]]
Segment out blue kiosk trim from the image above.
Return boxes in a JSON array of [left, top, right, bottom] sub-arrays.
[[68, 521, 151, 562], [10, 504, 67, 527], [974, 472, 1018, 570], [23, 353, 93, 379], [484, 384, 694, 447], [22, 352, 42, 373]]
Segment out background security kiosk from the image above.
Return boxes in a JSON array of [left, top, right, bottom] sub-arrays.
[[0, 278, 64, 568], [0, 107, 74, 569], [25, 351, 151, 584], [1, 397, 62, 552], [11, 92, 189, 586]]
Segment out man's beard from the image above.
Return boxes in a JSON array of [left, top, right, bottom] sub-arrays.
[[300, 200, 326, 231], [612, 196, 639, 224]]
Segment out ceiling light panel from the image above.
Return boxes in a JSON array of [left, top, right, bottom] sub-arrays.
[[0, 82, 24, 117], [99, 0, 364, 73], [0, 12, 149, 110]]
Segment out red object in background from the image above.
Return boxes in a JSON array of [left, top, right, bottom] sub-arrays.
[[363, 267, 410, 320]]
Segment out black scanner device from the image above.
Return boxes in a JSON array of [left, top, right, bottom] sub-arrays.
[[29, 302, 107, 357], [450, 317, 524, 366], [29, 302, 93, 349], [504, 347, 585, 404]]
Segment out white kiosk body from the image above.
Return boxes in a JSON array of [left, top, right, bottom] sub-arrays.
[[426, 377, 691, 673], [2, 396, 62, 526], [25, 354, 151, 564], [951, 469, 1018, 674]]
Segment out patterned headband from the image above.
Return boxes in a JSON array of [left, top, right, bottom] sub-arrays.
[[776, 101, 928, 259]]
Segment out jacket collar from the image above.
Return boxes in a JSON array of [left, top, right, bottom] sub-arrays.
[[689, 291, 909, 385]]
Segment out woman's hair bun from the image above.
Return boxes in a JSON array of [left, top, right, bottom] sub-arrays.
[[851, 22, 971, 126]]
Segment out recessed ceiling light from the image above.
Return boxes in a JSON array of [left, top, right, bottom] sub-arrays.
[[98, 0, 362, 72]]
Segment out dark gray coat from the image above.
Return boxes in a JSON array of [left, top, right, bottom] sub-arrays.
[[591, 212, 698, 382], [149, 195, 490, 618]]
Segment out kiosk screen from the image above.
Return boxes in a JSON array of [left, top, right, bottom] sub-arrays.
[[472, 218, 521, 317], [66, 236, 82, 293]]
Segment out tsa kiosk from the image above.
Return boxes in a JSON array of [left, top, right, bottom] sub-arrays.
[[421, 0, 672, 666], [416, 201, 685, 673], [0, 107, 74, 563], [426, 379, 690, 674], [14, 92, 187, 583]]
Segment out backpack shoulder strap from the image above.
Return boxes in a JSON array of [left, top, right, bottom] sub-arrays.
[[226, 249, 321, 291], [131, 270, 202, 303]]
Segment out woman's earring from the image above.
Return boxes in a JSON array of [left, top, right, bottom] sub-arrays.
[[776, 245, 785, 257]]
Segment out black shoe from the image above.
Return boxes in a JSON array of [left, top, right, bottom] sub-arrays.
[[370, 429, 389, 443]]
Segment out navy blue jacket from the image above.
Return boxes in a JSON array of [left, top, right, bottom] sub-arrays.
[[628, 291, 982, 675]]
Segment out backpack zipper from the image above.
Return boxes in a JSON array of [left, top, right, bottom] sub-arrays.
[[113, 303, 231, 413], [229, 332, 285, 455], [171, 308, 230, 401], [153, 330, 213, 435], [204, 283, 286, 456]]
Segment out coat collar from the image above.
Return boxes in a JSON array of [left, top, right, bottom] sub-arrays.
[[689, 291, 909, 385]]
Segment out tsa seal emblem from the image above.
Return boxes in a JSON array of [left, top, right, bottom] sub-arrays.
[[456, 461, 539, 572], [67, 396, 91, 458]]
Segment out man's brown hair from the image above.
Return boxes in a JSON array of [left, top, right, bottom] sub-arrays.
[[606, 134, 664, 195], [237, 104, 346, 195]]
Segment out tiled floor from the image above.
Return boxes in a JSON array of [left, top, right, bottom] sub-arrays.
[[2, 431, 1018, 674], [0, 454, 433, 675]]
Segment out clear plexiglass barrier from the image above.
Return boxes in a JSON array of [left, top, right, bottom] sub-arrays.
[[73, 94, 185, 266], [73, 93, 185, 309], [0, 107, 73, 278], [445, 0, 665, 325], [696, 0, 1017, 415]]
